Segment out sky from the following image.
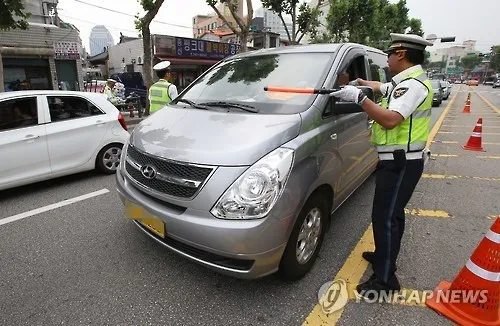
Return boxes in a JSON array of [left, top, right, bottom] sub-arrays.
[[56, 0, 500, 54]]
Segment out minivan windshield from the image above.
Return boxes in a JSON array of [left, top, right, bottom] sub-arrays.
[[176, 52, 334, 114]]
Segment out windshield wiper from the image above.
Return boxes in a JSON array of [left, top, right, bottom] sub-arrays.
[[175, 99, 209, 110], [199, 101, 259, 113]]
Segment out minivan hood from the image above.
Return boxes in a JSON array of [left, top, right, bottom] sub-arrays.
[[130, 105, 301, 166]]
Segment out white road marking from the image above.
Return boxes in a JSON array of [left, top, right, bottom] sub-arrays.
[[0, 189, 110, 226]]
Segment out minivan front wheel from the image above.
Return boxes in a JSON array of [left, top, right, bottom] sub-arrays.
[[279, 193, 328, 281]]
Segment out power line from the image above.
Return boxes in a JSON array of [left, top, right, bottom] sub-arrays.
[[59, 14, 139, 34], [73, 0, 194, 29]]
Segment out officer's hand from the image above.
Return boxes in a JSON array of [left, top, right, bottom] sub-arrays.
[[330, 85, 367, 105]]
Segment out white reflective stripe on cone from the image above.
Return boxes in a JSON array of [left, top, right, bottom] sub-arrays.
[[472, 132, 482, 137], [466, 260, 500, 282], [485, 230, 500, 244]]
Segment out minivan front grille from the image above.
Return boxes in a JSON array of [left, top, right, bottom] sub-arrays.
[[125, 145, 215, 199]]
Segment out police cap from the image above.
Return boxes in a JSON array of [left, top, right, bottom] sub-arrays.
[[107, 78, 117, 83], [385, 33, 433, 54], [153, 61, 172, 71]]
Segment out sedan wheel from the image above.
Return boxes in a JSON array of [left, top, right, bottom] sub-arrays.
[[96, 143, 123, 174]]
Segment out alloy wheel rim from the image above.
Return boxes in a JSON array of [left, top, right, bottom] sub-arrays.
[[296, 207, 322, 265], [103, 147, 122, 171]]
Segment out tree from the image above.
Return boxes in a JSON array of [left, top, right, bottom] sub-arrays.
[[135, 0, 165, 116], [206, 0, 253, 52], [490, 45, 500, 72], [323, 0, 422, 49], [407, 18, 423, 36], [0, 0, 30, 30], [460, 54, 483, 71], [261, 0, 324, 45]]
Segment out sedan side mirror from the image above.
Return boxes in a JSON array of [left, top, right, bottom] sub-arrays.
[[332, 86, 374, 115]]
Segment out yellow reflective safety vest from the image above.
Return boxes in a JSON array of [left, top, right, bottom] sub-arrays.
[[370, 68, 433, 154], [149, 79, 172, 113]]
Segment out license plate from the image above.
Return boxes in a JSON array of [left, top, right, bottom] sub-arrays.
[[124, 200, 165, 238]]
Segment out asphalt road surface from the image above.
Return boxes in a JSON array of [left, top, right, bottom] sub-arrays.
[[1, 84, 498, 325]]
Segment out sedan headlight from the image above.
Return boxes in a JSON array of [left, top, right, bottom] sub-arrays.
[[211, 148, 294, 220]]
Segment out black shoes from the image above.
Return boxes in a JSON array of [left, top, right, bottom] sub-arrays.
[[362, 251, 375, 264], [356, 274, 401, 300]]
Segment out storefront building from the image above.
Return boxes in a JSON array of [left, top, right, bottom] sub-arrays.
[[152, 35, 240, 92], [0, 23, 84, 92]]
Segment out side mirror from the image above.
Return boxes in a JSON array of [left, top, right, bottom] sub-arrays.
[[332, 86, 374, 115]]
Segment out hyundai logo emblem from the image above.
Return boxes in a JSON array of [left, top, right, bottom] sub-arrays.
[[140, 165, 157, 179]]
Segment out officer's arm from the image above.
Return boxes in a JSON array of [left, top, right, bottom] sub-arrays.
[[360, 99, 404, 130], [357, 79, 385, 94], [169, 85, 178, 100]]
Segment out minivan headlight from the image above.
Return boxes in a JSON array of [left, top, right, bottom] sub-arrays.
[[211, 148, 294, 220]]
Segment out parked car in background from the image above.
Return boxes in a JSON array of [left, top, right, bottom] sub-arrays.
[[466, 79, 479, 86], [431, 80, 443, 106], [440, 80, 451, 100], [0, 91, 129, 191], [483, 76, 496, 85], [493, 79, 500, 88]]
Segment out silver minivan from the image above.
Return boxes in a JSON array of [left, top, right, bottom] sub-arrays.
[[116, 43, 387, 280]]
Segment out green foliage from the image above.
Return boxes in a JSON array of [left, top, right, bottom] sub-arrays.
[[0, 0, 31, 31], [322, 0, 422, 49], [407, 18, 423, 36], [490, 45, 500, 72], [460, 54, 483, 70]]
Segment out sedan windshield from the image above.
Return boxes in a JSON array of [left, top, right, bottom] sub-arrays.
[[176, 52, 334, 114]]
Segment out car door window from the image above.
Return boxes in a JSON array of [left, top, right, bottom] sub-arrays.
[[47, 96, 103, 122], [0, 97, 38, 131], [367, 51, 390, 104]]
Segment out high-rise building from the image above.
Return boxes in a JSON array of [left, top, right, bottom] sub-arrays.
[[254, 8, 293, 41], [89, 25, 114, 56]]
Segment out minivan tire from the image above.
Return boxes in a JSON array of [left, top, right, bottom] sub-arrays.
[[96, 143, 123, 174], [279, 192, 329, 281]]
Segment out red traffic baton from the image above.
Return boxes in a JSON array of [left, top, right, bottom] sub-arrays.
[[264, 86, 339, 94]]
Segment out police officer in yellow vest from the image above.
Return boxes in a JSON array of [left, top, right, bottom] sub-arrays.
[[331, 33, 434, 297], [104, 79, 119, 105], [149, 61, 178, 113]]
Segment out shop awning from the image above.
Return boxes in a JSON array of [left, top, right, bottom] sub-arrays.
[[156, 56, 220, 66]]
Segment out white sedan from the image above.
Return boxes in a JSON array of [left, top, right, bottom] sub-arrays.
[[0, 91, 130, 191]]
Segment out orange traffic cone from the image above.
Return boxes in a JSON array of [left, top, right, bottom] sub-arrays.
[[462, 118, 485, 151], [426, 218, 500, 326], [462, 93, 471, 113]]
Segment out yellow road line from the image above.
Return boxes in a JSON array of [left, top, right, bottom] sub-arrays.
[[426, 90, 458, 148], [432, 154, 500, 159], [442, 125, 500, 129], [472, 91, 500, 115], [438, 131, 500, 135], [422, 174, 500, 182], [405, 209, 450, 218], [432, 141, 500, 145], [303, 227, 374, 325]]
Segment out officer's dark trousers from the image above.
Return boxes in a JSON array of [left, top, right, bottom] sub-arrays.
[[371, 158, 424, 287]]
